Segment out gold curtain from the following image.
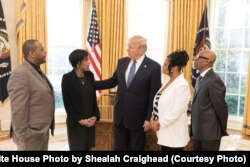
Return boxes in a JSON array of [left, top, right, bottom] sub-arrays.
[[95, 0, 125, 80], [95, 0, 126, 105], [167, 0, 206, 87], [242, 57, 250, 136], [16, 0, 47, 74], [82, 0, 91, 48]]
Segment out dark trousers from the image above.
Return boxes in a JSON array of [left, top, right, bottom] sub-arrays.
[[113, 123, 146, 150], [193, 139, 221, 151], [161, 146, 184, 151]]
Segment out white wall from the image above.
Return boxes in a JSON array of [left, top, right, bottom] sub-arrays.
[[0, 0, 18, 131]]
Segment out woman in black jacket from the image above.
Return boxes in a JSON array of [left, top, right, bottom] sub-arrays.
[[61, 49, 100, 150]]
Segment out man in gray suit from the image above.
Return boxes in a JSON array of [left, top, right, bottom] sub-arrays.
[[7, 39, 55, 150], [191, 49, 228, 151]]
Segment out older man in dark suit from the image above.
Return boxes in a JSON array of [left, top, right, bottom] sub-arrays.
[[191, 50, 228, 151], [7, 39, 55, 150], [94, 35, 161, 150]]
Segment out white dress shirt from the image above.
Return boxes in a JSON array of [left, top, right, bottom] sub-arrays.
[[125, 55, 145, 83]]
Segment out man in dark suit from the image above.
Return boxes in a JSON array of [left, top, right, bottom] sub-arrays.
[[94, 35, 161, 150], [7, 39, 55, 150], [191, 50, 228, 151]]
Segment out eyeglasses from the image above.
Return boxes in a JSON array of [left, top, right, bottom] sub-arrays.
[[199, 56, 209, 59], [194, 55, 209, 61]]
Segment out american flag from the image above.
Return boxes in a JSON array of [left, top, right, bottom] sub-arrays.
[[86, 1, 102, 96], [191, 5, 211, 88]]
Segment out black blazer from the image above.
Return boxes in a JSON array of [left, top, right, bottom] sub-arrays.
[[61, 70, 100, 124], [191, 69, 228, 140], [94, 56, 161, 129]]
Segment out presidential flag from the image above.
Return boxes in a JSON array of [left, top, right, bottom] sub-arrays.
[[0, 1, 11, 104], [86, 1, 101, 96], [191, 6, 211, 88]]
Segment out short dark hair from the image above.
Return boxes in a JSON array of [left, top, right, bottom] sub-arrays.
[[69, 49, 88, 67], [167, 50, 189, 72], [22, 39, 38, 58]]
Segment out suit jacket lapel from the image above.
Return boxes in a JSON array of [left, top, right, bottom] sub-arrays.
[[24, 61, 54, 94], [122, 58, 130, 88], [193, 69, 213, 101], [71, 70, 84, 90], [127, 56, 148, 89]]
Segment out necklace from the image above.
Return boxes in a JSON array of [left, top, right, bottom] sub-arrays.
[[77, 74, 84, 77], [77, 74, 85, 85], [80, 79, 84, 85]]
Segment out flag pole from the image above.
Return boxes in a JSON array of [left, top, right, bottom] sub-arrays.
[[203, 5, 206, 39], [191, 3, 211, 88], [203, 3, 208, 44], [91, 0, 95, 51], [86, 0, 102, 91]]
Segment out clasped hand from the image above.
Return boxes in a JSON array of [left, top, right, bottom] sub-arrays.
[[150, 117, 160, 131], [79, 117, 97, 127]]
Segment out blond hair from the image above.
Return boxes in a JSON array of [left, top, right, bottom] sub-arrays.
[[128, 35, 147, 53]]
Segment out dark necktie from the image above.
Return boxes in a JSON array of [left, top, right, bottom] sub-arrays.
[[195, 76, 203, 92], [127, 60, 136, 87]]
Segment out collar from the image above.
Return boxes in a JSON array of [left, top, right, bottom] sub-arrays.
[[25, 59, 41, 70], [200, 67, 212, 77], [133, 54, 145, 64]]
